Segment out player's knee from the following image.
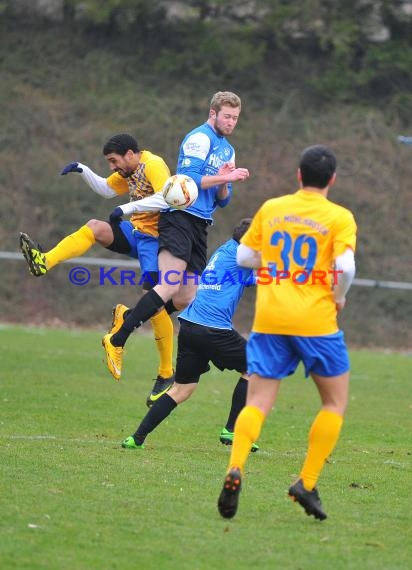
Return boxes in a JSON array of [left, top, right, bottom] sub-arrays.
[[155, 282, 180, 305], [321, 400, 347, 416], [172, 299, 190, 311], [171, 289, 196, 310], [86, 219, 112, 243], [86, 219, 102, 234]]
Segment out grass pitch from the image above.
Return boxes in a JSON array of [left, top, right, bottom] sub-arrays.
[[1, 325, 411, 570]]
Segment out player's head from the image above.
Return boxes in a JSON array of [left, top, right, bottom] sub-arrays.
[[233, 218, 252, 242], [103, 134, 139, 156], [209, 91, 241, 137], [298, 145, 337, 189], [103, 134, 140, 178], [210, 91, 242, 114]]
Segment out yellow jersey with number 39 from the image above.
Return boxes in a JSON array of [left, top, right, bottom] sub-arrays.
[[106, 150, 170, 238], [241, 189, 357, 336]]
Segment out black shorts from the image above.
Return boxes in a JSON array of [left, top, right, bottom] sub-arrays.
[[105, 221, 158, 290], [175, 319, 247, 384], [158, 210, 209, 274], [106, 220, 132, 255]]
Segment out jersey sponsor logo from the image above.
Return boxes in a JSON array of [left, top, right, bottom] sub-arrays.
[[182, 158, 191, 167], [198, 283, 222, 291], [208, 153, 225, 169]]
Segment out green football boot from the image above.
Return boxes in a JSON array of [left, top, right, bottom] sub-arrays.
[[121, 436, 144, 449], [219, 427, 260, 452]]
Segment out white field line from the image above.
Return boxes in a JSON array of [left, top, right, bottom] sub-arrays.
[[2, 435, 117, 443]]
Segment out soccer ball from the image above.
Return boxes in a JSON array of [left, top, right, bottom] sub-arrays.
[[162, 174, 198, 210]]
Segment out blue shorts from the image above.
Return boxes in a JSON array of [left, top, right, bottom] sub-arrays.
[[118, 221, 159, 273], [246, 331, 350, 379]]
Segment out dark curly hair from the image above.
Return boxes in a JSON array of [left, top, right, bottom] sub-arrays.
[[103, 134, 139, 156]]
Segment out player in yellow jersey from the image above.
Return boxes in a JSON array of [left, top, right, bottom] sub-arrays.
[[19, 134, 175, 404], [217, 145, 357, 521]]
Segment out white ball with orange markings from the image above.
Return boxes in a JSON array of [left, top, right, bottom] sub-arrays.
[[162, 174, 198, 210]]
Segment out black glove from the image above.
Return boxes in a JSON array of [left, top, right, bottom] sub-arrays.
[[61, 162, 83, 175], [109, 207, 124, 223]]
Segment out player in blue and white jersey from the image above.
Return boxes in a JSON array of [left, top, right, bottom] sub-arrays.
[[180, 235, 254, 329], [120, 219, 259, 451], [176, 120, 237, 221], [104, 92, 250, 382]]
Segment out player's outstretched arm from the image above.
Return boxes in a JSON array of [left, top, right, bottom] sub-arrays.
[[110, 192, 169, 220], [60, 162, 117, 199]]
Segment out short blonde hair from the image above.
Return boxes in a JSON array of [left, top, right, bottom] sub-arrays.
[[210, 91, 241, 113]]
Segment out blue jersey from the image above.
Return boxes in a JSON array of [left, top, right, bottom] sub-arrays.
[[176, 122, 235, 221], [179, 239, 254, 329]]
